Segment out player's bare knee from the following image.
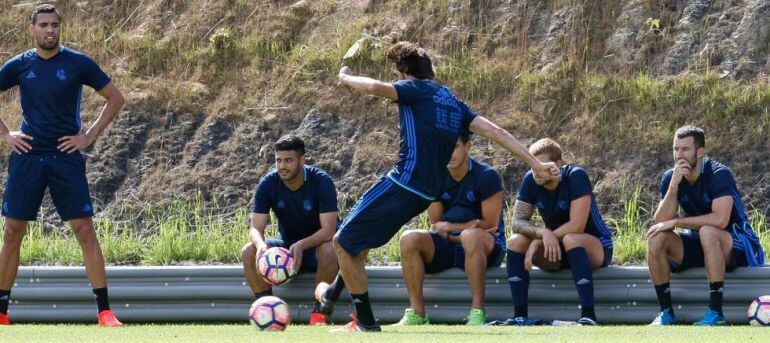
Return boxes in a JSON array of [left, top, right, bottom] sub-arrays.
[[646, 231, 667, 251], [460, 229, 486, 251], [698, 226, 721, 247], [507, 234, 530, 253], [561, 233, 583, 250], [316, 241, 337, 264], [399, 230, 428, 251], [241, 243, 256, 265]]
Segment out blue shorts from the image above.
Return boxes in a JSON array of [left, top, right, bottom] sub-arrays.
[[265, 238, 317, 273], [337, 177, 432, 256], [669, 230, 748, 272], [2, 152, 93, 221], [424, 232, 505, 274]]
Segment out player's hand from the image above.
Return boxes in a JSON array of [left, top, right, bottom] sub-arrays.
[[3, 131, 33, 154], [255, 242, 268, 259], [524, 242, 537, 271], [288, 242, 304, 271], [671, 159, 692, 186], [432, 221, 451, 241], [647, 220, 676, 239], [57, 133, 95, 153], [538, 228, 561, 262], [338, 66, 354, 92], [533, 161, 560, 182]]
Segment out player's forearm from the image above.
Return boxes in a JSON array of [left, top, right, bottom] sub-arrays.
[[552, 221, 586, 238], [296, 227, 335, 250], [85, 93, 124, 142], [435, 220, 477, 232], [510, 219, 543, 239], [248, 227, 267, 247], [470, 117, 540, 168], [654, 192, 679, 223], [340, 74, 387, 95], [671, 214, 729, 230]]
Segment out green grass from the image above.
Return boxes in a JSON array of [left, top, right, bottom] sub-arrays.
[[0, 324, 768, 343]]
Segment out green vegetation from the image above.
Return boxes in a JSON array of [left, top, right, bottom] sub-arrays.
[[2, 187, 768, 265], [0, 324, 768, 343]]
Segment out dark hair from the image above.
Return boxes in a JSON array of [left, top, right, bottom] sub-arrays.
[[275, 135, 305, 155], [31, 4, 61, 24], [675, 125, 705, 149], [387, 41, 435, 80], [459, 130, 471, 144]]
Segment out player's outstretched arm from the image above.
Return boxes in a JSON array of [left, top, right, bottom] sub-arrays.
[[337, 66, 398, 100], [469, 116, 559, 180], [57, 82, 125, 153]]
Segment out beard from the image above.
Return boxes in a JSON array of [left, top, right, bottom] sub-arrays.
[[36, 36, 59, 51]]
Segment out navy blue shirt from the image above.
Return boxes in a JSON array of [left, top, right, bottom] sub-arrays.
[[0, 47, 111, 153], [438, 158, 506, 251], [388, 79, 478, 200], [252, 166, 339, 245], [659, 158, 765, 265], [517, 165, 613, 249]]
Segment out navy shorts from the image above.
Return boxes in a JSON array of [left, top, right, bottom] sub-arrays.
[[669, 230, 748, 272], [337, 177, 432, 256], [265, 238, 318, 273], [424, 232, 505, 274], [2, 152, 93, 221], [556, 244, 613, 270]]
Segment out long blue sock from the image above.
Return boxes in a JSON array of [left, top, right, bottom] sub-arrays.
[[506, 250, 529, 318], [566, 247, 595, 320]]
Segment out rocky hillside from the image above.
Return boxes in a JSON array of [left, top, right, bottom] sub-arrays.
[[0, 0, 768, 224]]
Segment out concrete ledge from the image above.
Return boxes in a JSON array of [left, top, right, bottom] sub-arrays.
[[7, 266, 770, 324]]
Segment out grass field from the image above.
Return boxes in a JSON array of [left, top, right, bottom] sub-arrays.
[[1, 324, 769, 343]]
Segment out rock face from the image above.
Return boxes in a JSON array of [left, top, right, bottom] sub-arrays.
[[0, 0, 768, 224]]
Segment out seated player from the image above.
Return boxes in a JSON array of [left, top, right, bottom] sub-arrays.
[[647, 125, 765, 326], [397, 133, 506, 325], [242, 135, 339, 325], [505, 138, 613, 326]]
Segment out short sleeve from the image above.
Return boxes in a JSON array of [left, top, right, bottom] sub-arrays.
[[392, 80, 420, 104], [709, 166, 736, 199], [79, 55, 111, 91], [0, 58, 19, 91], [316, 173, 339, 213], [516, 171, 537, 204], [659, 170, 673, 199], [476, 167, 502, 201], [456, 98, 479, 131], [251, 174, 275, 214], [567, 167, 591, 201]]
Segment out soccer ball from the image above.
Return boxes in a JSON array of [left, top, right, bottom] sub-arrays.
[[749, 295, 770, 327], [249, 296, 291, 331], [257, 247, 297, 285]]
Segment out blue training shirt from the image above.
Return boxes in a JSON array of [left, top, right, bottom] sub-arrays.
[[438, 158, 506, 251], [659, 158, 765, 266], [0, 47, 111, 153], [517, 165, 613, 249], [252, 166, 339, 245], [388, 79, 478, 200]]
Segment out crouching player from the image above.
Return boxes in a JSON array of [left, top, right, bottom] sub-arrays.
[[242, 135, 339, 325], [647, 125, 765, 326], [504, 139, 613, 325], [397, 133, 506, 325]]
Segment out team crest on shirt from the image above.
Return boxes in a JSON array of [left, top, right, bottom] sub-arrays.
[[681, 194, 688, 203], [277, 200, 286, 209], [536, 201, 545, 209], [558, 200, 568, 210], [303, 199, 313, 211], [442, 192, 451, 200], [56, 69, 67, 80], [466, 191, 476, 202]]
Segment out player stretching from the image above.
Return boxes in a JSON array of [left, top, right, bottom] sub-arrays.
[[243, 135, 339, 325], [315, 41, 559, 332], [0, 4, 125, 326], [503, 138, 613, 326], [647, 125, 764, 326]]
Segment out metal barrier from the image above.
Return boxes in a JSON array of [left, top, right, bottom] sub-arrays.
[[7, 266, 770, 324]]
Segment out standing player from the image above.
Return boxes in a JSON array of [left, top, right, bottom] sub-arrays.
[[315, 41, 559, 332], [243, 135, 339, 325], [503, 138, 613, 326], [647, 125, 764, 326], [0, 4, 125, 326], [397, 133, 506, 326]]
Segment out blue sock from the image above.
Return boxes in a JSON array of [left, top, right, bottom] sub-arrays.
[[506, 250, 529, 318], [566, 247, 595, 320]]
